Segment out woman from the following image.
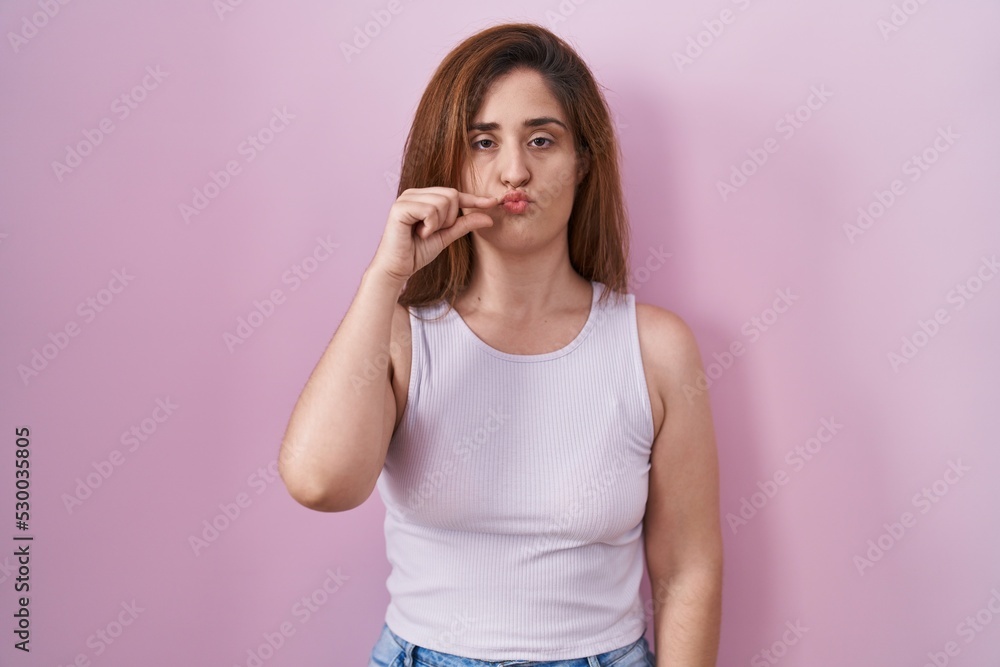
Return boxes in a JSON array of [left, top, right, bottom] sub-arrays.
[[278, 22, 723, 667]]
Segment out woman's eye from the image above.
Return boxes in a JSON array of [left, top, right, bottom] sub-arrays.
[[473, 137, 552, 150]]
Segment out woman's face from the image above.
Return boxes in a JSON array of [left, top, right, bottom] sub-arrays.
[[459, 67, 584, 249]]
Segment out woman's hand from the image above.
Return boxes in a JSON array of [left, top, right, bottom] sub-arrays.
[[370, 187, 497, 285]]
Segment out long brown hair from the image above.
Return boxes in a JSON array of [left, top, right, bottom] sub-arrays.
[[395, 22, 631, 312]]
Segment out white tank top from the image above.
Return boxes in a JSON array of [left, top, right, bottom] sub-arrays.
[[375, 279, 656, 661]]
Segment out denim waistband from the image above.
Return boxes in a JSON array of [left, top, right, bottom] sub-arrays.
[[380, 622, 651, 667]]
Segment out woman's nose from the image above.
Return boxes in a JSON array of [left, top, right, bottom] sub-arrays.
[[499, 146, 530, 187]]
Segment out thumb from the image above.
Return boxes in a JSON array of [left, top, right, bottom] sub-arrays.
[[439, 211, 493, 246]]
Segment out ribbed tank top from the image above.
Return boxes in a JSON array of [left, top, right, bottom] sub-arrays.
[[375, 279, 656, 661]]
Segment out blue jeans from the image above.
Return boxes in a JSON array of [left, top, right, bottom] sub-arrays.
[[367, 622, 656, 667]]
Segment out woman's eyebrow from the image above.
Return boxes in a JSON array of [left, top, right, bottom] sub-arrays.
[[467, 117, 568, 132]]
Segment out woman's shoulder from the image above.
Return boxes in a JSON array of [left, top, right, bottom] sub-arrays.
[[633, 301, 705, 382], [633, 300, 691, 336]]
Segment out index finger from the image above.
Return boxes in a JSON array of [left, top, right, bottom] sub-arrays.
[[458, 191, 498, 208]]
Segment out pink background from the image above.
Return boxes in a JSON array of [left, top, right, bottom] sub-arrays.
[[2, 1, 999, 665]]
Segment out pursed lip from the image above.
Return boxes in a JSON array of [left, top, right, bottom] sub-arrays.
[[500, 191, 530, 204]]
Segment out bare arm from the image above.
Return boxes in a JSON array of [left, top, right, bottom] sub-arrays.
[[277, 187, 498, 512], [277, 266, 406, 512], [641, 305, 724, 667]]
